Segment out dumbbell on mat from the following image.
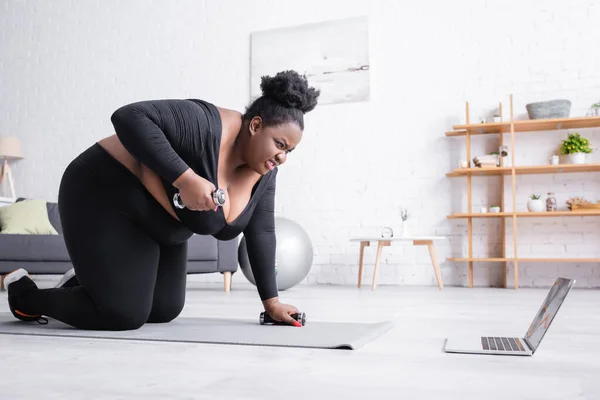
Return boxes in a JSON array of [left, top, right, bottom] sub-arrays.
[[259, 311, 306, 326]]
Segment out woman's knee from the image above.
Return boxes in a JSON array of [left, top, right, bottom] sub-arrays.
[[147, 299, 184, 323], [99, 305, 151, 331]]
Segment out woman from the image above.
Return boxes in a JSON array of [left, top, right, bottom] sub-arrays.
[[3, 70, 320, 331]]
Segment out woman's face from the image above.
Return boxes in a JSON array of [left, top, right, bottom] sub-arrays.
[[244, 117, 303, 174]]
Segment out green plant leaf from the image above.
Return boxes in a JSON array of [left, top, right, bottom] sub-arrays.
[[560, 132, 592, 154]]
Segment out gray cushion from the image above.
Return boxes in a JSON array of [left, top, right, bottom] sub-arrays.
[[46, 202, 62, 234], [0, 234, 70, 261], [187, 234, 218, 261]]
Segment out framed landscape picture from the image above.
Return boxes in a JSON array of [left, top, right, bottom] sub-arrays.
[[250, 16, 370, 105]]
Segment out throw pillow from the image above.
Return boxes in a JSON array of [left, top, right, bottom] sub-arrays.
[[16, 197, 63, 233], [0, 199, 59, 235]]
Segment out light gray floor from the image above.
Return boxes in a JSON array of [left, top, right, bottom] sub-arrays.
[[1, 280, 598, 400]]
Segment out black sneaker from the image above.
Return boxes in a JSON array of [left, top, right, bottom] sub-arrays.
[[4, 269, 48, 324], [55, 268, 79, 288]]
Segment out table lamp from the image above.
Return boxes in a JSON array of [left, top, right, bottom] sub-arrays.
[[0, 136, 23, 199]]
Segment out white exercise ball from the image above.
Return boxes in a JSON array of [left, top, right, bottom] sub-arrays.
[[238, 216, 313, 290]]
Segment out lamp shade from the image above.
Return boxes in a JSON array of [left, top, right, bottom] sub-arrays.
[[0, 136, 23, 159]]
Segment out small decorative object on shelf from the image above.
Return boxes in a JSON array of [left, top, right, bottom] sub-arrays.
[[380, 226, 394, 238], [527, 194, 545, 212], [586, 102, 600, 117], [560, 132, 592, 165], [571, 201, 600, 211], [399, 207, 409, 237], [546, 193, 557, 212], [400, 208, 409, 221], [526, 99, 571, 119], [493, 113, 501, 123], [480, 206, 488, 213], [566, 196, 593, 211], [473, 154, 499, 168], [489, 205, 500, 213], [499, 145, 509, 166], [549, 155, 559, 165]]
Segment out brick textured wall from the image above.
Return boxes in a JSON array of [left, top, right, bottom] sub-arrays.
[[1, 0, 599, 288]]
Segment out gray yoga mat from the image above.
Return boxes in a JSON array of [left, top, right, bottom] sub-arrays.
[[0, 313, 393, 350]]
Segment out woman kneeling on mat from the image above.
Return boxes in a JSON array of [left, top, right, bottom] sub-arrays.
[[3, 70, 320, 331]]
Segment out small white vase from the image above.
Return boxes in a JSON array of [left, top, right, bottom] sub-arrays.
[[569, 152, 586, 164], [527, 199, 545, 212], [400, 221, 409, 237]]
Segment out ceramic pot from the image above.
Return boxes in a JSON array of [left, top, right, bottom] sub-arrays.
[[527, 199, 545, 212], [569, 152, 586, 164]]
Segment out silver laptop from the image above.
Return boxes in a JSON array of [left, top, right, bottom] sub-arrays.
[[444, 277, 575, 356]]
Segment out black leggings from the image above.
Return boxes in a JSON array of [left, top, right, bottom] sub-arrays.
[[25, 143, 194, 330]]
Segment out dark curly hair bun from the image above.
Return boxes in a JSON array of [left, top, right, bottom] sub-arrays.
[[260, 70, 320, 113]]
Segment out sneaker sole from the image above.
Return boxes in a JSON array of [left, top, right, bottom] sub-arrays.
[[4, 268, 29, 290], [4, 268, 47, 323], [55, 268, 76, 288], [13, 309, 42, 319]]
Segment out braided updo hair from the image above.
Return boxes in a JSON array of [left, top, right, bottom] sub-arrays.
[[243, 70, 320, 130]]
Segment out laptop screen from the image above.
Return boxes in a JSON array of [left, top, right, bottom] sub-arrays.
[[524, 277, 574, 352]]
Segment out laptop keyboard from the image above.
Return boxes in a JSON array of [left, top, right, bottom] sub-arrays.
[[481, 336, 527, 352]]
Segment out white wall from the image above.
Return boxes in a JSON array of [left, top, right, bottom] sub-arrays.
[[1, 0, 599, 288]]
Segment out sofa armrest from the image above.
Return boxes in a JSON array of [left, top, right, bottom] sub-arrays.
[[217, 237, 239, 273]]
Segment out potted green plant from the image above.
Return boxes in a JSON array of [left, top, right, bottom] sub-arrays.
[[490, 205, 500, 213], [527, 194, 545, 212], [560, 132, 592, 164]]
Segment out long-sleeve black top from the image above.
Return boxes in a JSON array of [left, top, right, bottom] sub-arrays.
[[110, 98, 278, 301]]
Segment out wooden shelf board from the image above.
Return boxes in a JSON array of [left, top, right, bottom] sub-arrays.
[[446, 163, 600, 177], [448, 210, 600, 218], [447, 166, 510, 176], [448, 258, 508, 262], [449, 122, 510, 135], [448, 212, 512, 218], [445, 130, 467, 137], [448, 257, 600, 263], [449, 116, 600, 136], [512, 116, 600, 132], [518, 258, 600, 263], [516, 210, 600, 217]]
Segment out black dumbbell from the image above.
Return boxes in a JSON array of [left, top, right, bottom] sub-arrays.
[[259, 311, 306, 326]]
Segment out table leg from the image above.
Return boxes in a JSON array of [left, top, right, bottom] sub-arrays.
[[372, 240, 390, 290], [414, 240, 444, 290], [358, 241, 370, 288]]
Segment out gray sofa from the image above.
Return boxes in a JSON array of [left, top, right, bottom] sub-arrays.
[[0, 200, 238, 290]]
